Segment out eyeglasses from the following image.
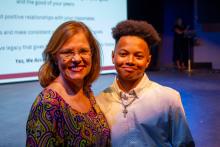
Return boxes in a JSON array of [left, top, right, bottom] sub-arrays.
[[59, 48, 92, 59]]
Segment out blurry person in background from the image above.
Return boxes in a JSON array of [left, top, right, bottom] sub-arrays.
[[173, 17, 188, 71], [26, 21, 111, 146]]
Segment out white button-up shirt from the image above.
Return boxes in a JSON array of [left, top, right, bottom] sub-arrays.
[[96, 74, 194, 147]]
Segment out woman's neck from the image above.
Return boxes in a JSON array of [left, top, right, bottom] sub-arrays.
[[51, 76, 91, 113], [54, 75, 84, 96]]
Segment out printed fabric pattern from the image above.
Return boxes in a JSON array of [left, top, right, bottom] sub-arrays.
[[26, 89, 111, 147]]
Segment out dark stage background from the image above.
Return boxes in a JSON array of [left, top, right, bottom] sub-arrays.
[[127, 0, 220, 70]]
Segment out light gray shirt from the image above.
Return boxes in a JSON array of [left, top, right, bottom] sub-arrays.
[[96, 74, 194, 147]]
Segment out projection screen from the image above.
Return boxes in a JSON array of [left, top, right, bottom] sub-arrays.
[[0, 0, 127, 83]]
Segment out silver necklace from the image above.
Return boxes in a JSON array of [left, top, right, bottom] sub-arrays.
[[120, 90, 138, 118]]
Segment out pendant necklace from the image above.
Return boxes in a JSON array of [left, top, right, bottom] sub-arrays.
[[120, 90, 138, 118]]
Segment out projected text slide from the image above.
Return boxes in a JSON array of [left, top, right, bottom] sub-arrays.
[[0, 0, 127, 83]]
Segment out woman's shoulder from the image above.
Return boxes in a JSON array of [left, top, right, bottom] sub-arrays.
[[32, 88, 63, 109], [39, 88, 60, 100]]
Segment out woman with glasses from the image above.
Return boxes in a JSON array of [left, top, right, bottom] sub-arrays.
[[26, 21, 111, 146]]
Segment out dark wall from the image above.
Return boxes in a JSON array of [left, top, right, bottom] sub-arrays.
[[198, 0, 220, 23], [127, 0, 194, 34], [127, 0, 163, 33], [162, 0, 194, 40]]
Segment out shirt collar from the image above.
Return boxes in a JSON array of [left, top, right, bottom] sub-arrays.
[[112, 73, 151, 101]]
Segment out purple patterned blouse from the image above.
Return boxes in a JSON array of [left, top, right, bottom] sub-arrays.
[[26, 89, 111, 147]]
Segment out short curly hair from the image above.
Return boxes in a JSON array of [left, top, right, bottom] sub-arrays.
[[112, 20, 161, 47]]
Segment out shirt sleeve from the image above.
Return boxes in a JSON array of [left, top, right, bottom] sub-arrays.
[[26, 94, 59, 147], [169, 95, 195, 147]]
